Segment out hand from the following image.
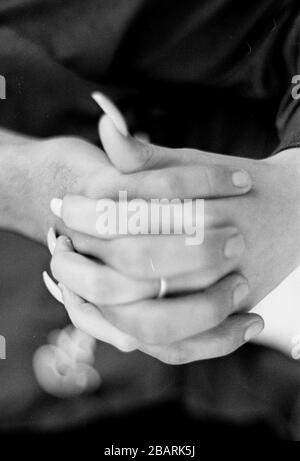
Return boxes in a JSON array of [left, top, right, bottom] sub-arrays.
[[58, 116, 300, 307], [49, 119, 300, 363], [209, 148, 300, 307], [50, 109, 253, 288], [48, 234, 263, 364], [47, 109, 265, 363], [0, 118, 251, 243]]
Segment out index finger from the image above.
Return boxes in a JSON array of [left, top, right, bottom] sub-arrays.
[[51, 194, 207, 239], [118, 164, 252, 200]]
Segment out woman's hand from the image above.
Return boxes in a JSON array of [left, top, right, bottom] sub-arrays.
[[48, 234, 263, 364]]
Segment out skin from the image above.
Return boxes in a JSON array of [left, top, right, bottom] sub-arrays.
[[0, 127, 251, 242], [0, 124, 261, 363], [50, 118, 300, 363], [46, 117, 296, 363], [2, 118, 299, 364]]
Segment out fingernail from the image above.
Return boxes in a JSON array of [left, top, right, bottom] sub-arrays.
[[50, 198, 63, 218], [47, 227, 57, 255], [233, 282, 249, 307], [224, 234, 245, 258], [244, 321, 264, 342], [91, 92, 128, 136], [42, 271, 63, 304], [57, 235, 73, 251], [232, 170, 251, 188]]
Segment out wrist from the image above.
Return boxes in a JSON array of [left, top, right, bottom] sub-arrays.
[[265, 149, 300, 266], [0, 140, 55, 242]]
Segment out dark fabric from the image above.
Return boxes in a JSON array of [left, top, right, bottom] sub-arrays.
[[0, 0, 298, 148], [0, 0, 300, 438]]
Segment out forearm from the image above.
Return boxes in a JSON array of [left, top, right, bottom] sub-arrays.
[[0, 133, 51, 243]]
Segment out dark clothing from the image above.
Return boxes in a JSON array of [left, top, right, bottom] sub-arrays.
[[0, 0, 300, 438]]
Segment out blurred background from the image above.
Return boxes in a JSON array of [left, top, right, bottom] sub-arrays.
[[0, 0, 300, 445]]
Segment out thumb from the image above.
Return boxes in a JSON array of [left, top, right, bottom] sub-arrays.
[[100, 115, 169, 173], [92, 92, 169, 173]]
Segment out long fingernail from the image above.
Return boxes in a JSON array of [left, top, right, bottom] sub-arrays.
[[244, 320, 264, 342], [91, 92, 128, 136], [50, 198, 63, 218], [232, 170, 252, 188], [47, 227, 57, 255], [43, 271, 63, 304], [224, 233, 245, 258], [233, 282, 249, 307]]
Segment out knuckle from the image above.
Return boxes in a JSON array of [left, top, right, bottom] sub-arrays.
[[202, 167, 215, 196]]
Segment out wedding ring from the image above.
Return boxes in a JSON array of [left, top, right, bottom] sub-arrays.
[[157, 278, 168, 299]]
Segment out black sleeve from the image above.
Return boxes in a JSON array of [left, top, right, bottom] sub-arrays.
[[125, 0, 300, 155], [274, 13, 300, 152]]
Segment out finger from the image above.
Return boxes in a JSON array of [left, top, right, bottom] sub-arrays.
[[51, 236, 160, 305], [52, 195, 205, 239], [100, 113, 172, 172], [99, 114, 252, 197], [71, 228, 245, 287], [138, 313, 264, 364], [95, 95, 253, 175], [43, 271, 63, 303], [52, 193, 224, 240], [92, 92, 128, 137], [101, 274, 250, 345], [93, 91, 191, 171], [60, 284, 138, 352]]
